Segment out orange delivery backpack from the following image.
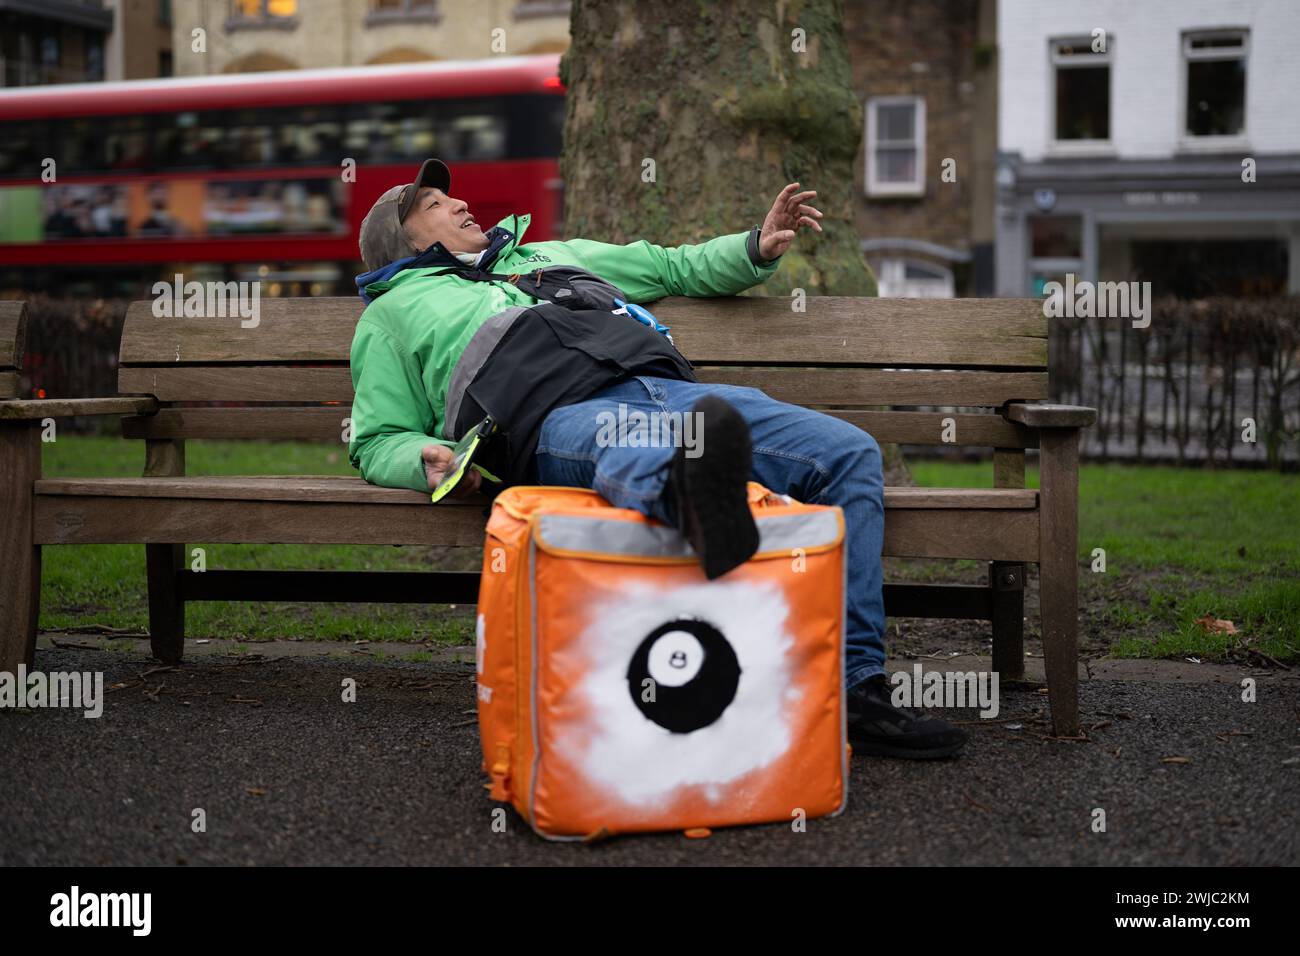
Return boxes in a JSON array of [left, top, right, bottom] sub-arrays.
[[473, 481, 849, 840]]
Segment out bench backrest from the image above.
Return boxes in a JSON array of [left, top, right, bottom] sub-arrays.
[[118, 296, 1046, 451], [0, 300, 25, 399]]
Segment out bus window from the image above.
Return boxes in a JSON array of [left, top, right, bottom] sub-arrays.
[[225, 109, 277, 167], [347, 102, 433, 164], [105, 116, 150, 171], [59, 117, 106, 174], [449, 114, 505, 161], [170, 112, 233, 169], [346, 100, 507, 164], [152, 111, 189, 169], [0, 121, 48, 179], [439, 100, 507, 161], [344, 102, 385, 163], [275, 107, 344, 165]]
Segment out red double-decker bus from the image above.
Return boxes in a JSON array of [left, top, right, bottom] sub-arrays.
[[0, 54, 565, 298]]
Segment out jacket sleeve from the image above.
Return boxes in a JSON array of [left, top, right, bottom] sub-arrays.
[[348, 319, 452, 493], [561, 226, 782, 304]]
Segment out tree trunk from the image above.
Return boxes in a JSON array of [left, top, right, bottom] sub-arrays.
[[560, 0, 875, 296], [560, 0, 913, 484]]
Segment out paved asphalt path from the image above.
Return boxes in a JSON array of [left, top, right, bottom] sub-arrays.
[[2, 647, 1297, 866]]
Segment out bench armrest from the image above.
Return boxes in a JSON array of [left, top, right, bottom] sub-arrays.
[[1002, 403, 1097, 429], [0, 397, 159, 421]]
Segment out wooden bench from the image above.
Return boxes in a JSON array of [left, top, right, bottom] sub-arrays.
[[0, 295, 1095, 734]]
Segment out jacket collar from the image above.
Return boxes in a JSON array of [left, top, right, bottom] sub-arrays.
[[355, 213, 531, 303]]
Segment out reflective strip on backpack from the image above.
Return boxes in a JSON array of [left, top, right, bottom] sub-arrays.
[[534, 508, 843, 561]]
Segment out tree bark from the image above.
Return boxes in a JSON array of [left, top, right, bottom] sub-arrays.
[[560, 0, 876, 297], [560, 0, 912, 484]]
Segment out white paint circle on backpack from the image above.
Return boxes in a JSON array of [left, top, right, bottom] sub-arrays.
[[647, 630, 704, 687]]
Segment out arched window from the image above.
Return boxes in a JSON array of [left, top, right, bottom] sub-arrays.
[[222, 52, 299, 73]]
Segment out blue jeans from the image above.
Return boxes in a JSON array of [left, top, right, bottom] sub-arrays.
[[533, 375, 886, 689]]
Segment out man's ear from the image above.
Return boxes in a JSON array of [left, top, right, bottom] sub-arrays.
[[400, 224, 423, 256]]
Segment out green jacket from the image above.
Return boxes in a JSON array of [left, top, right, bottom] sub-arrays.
[[348, 212, 782, 492]]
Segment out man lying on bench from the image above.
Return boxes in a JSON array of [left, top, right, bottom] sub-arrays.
[[348, 157, 966, 760]]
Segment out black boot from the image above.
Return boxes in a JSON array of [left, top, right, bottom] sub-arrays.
[[662, 395, 759, 580], [847, 674, 969, 759]]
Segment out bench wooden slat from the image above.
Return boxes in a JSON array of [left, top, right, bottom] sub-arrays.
[[120, 299, 358, 365], [0, 371, 18, 400], [886, 488, 1037, 509], [0, 397, 159, 420], [37, 475, 428, 503], [120, 406, 1037, 447], [33, 496, 490, 547], [833, 411, 1037, 448], [34, 489, 1039, 560], [119, 366, 353, 402], [883, 508, 1039, 561], [663, 297, 1047, 367], [35, 475, 1037, 510], [123, 407, 356, 440], [702, 367, 1048, 405], [118, 296, 1047, 369], [118, 365, 1048, 406]]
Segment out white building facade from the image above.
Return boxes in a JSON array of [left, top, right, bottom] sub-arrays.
[[995, 0, 1300, 297]]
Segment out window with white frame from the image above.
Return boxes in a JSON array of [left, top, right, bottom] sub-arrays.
[[865, 96, 924, 197], [1184, 30, 1248, 138], [871, 257, 954, 298], [1052, 37, 1110, 142]]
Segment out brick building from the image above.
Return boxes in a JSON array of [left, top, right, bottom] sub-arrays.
[[105, 0, 175, 79], [845, 0, 998, 296]]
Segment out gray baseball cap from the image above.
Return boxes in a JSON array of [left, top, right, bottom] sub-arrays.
[[358, 158, 452, 271]]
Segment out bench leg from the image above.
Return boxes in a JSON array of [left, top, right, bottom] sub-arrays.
[[989, 561, 1025, 681], [1037, 428, 1082, 736], [0, 423, 41, 673], [144, 438, 186, 663], [990, 450, 1028, 682], [146, 544, 185, 663]]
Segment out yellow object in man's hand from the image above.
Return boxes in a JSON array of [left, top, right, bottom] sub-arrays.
[[429, 416, 501, 503]]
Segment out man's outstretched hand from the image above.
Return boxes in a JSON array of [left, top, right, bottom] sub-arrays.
[[422, 442, 481, 498], [758, 182, 823, 261]]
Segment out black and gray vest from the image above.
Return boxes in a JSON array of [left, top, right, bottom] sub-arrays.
[[437, 264, 697, 489]]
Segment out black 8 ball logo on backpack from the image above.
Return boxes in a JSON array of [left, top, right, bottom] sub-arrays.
[[627, 617, 741, 733], [572, 577, 796, 807]]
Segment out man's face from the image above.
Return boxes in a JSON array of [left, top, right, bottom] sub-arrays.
[[402, 186, 489, 255]]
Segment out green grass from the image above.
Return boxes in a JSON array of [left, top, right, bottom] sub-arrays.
[[40, 436, 477, 643], [910, 460, 1300, 575], [910, 460, 1300, 662], [38, 439, 1299, 661], [1110, 579, 1300, 661]]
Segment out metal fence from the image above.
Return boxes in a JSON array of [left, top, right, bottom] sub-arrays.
[[1050, 297, 1300, 467]]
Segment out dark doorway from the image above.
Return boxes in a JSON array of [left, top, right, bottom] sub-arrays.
[[1130, 239, 1288, 298]]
